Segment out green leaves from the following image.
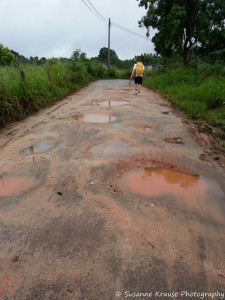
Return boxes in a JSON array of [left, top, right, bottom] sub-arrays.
[[0, 44, 16, 66], [138, 0, 225, 64]]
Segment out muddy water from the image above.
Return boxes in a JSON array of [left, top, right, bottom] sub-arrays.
[[98, 100, 128, 107], [164, 138, 183, 144], [73, 113, 117, 123], [162, 111, 174, 115], [91, 142, 136, 158], [23, 143, 53, 155], [119, 168, 225, 224], [0, 176, 36, 197]]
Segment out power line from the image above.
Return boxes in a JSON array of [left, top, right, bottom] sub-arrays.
[[81, 0, 148, 39], [81, 0, 107, 24], [86, 0, 108, 23], [111, 21, 148, 40]]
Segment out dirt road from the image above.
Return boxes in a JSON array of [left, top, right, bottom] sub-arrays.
[[0, 80, 225, 299]]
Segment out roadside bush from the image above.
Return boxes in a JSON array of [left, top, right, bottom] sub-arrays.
[[107, 68, 117, 79], [0, 57, 121, 127], [143, 64, 225, 130]]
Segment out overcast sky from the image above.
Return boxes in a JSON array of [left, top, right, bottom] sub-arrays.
[[0, 0, 154, 60]]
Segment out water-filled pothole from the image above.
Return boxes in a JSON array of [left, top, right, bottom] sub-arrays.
[[91, 142, 136, 158], [164, 138, 183, 144], [0, 176, 36, 197], [73, 113, 116, 123], [23, 143, 53, 155], [98, 100, 128, 107], [162, 111, 174, 115], [118, 167, 225, 224]]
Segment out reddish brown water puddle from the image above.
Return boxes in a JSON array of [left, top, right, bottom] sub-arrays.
[[0, 176, 36, 197], [91, 142, 136, 158], [98, 100, 128, 107], [73, 113, 116, 123], [164, 138, 183, 144], [23, 143, 53, 155], [119, 168, 225, 224]]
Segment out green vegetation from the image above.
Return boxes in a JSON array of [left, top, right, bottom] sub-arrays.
[[97, 47, 162, 69], [143, 64, 225, 133], [0, 44, 16, 66], [0, 49, 119, 127], [138, 0, 225, 139], [138, 0, 225, 65]]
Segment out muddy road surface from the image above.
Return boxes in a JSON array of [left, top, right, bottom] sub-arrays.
[[0, 80, 225, 299]]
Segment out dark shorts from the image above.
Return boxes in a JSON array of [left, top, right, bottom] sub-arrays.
[[135, 76, 143, 85]]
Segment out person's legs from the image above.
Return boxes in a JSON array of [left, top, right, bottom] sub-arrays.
[[134, 77, 138, 94], [135, 83, 138, 93], [137, 77, 143, 95]]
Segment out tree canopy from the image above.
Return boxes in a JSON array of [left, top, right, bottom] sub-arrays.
[[138, 0, 225, 64], [0, 44, 15, 66], [98, 47, 119, 64]]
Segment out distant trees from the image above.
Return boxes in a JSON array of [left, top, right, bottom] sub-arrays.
[[138, 0, 225, 64], [11, 50, 29, 64], [71, 49, 87, 62], [97, 47, 162, 68], [0, 44, 15, 66], [98, 47, 119, 65], [0, 44, 162, 69], [134, 53, 162, 65]]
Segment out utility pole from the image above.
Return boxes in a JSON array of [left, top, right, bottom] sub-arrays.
[[108, 18, 111, 70]]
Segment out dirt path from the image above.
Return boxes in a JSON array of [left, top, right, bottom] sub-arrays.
[[0, 80, 225, 300]]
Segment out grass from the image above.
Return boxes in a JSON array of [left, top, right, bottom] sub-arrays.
[[3, 60, 223, 138], [143, 65, 225, 134], [0, 60, 116, 127]]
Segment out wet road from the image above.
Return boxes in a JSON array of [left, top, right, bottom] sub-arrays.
[[0, 80, 225, 299]]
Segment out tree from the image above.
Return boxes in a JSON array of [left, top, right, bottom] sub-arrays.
[[138, 0, 220, 65], [98, 47, 119, 65], [199, 0, 225, 60], [135, 53, 162, 65], [0, 44, 16, 66], [71, 49, 87, 62], [11, 50, 29, 64]]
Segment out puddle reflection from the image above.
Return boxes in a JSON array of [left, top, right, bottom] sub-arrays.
[[119, 167, 225, 224], [164, 138, 183, 144], [98, 100, 128, 107], [23, 143, 53, 155], [73, 113, 116, 123], [162, 111, 174, 115]]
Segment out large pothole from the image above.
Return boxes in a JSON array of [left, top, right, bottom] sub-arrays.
[[118, 167, 225, 224]]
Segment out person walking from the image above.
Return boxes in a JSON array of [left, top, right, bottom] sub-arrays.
[[130, 58, 145, 96]]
